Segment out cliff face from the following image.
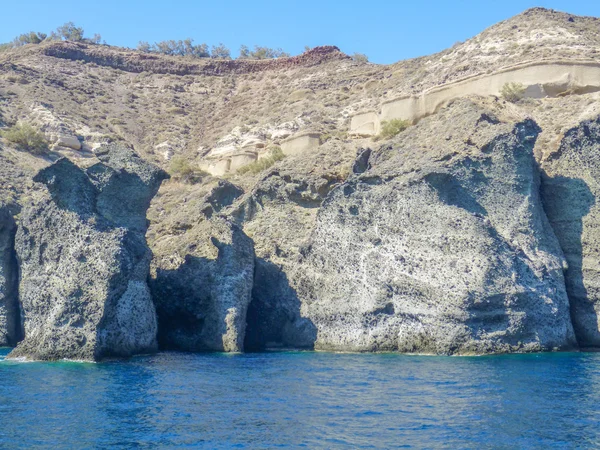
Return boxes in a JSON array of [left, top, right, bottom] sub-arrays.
[[2, 8, 600, 358], [0, 206, 20, 346], [150, 217, 255, 352], [9, 145, 167, 361], [289, 101, 575, 353], [541, 118, 600, 348]]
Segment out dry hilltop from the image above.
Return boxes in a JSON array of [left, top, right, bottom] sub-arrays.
[[2, 7, 600, 360]]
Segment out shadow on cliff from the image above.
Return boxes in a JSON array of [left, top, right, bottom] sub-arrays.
[[244, 258, 317, 351], [151, 254, 223, 352], [541, 174, 597, 348]]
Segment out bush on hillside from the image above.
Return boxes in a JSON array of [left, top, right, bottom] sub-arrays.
[[13, 32, 47, 47], [352, 53, 369, 63], [169, 156, 209, 183], [1, 124, 48, 154], [501, 82, 526, 103], [169, 156, 194, 178], [140, 38, 211, 58], [211, 43, 231, 59], [238, 45, 290, 60], [4, 23, 100, 50], [373, 119, 410, 141], [237, 147, 285, 175], [55, 22, 85, 42]]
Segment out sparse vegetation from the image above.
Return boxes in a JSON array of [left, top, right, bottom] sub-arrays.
[[169, 156, 194, 179], [501, 82, 526, 102], [137, 41, 291, 60], [373, 119, 410, 141], [321, 130, 349, 143], [352, 53, 369, 63], [237, 147, 285, 175], [211, 43, 231, 59], [168, 156, 209, 183], [238, 45, 290, 60], [12, 32, 47, 47], [138, 39, 210, 58], [2, 23, 101, 50], [0, 124, 48, 154], [55, 22, 85, 42]]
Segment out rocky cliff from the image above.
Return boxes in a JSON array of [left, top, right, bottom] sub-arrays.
[[0, 205, 20, 346], [291, 100, 575, 353], [2, 8, 600, 358], [541, 117, 600, 349], [9, 144, 167, 361], [150, 217, 254, 352]]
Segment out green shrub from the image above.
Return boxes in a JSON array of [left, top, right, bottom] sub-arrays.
[[237, 147, 285, 175], [55, 22, 85, 42], [143, 38, 210, 58], [373, 119, 410, 141], [501, 82, 526, 103], [238, 45, 290, 60], [0, 124, 48, 154], [352, 53, 369, 63], [169, 156, 194, 178], [211, 43, 231, 59], [169, 156, 209, 183], [13, 31, 47, 47]]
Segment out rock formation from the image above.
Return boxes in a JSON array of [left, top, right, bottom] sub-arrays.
[[3, 8, 600, 357], [150, 218, 254, 352], [0, 205, 20, 346], [351, 61, 600, 135], [541, 117, 600, 348], [9, 144, 168, 361], [292, 100, 576, 354]]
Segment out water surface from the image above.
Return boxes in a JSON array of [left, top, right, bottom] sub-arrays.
[[0, 349, 598, 448]]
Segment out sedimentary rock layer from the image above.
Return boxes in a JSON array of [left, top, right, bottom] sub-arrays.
[[10, 144, 168, 361], [351, 60, 600, 135]]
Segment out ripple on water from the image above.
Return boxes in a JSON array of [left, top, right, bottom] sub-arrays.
[[0, 349, 598, 448]]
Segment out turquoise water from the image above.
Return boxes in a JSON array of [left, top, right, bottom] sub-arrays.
[[0, 349, 599, 449]]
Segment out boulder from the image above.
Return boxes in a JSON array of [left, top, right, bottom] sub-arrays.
[[0, 206, 20, 346], [540, 116, 600, 348], [51, 134, 81, 151], [150, 218, 255, 352], [293, 100, 576, 354], [9, 144, 168, 361]]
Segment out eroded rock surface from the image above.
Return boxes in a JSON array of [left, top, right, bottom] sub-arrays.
[[541, 117, 600, 348], [0, 205, 20, 346], [10, 144, 167, 361], [150, 218, 254, 352], [292, 100, 576, 354]]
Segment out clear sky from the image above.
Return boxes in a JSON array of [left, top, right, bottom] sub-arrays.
[[1, 0, 599, 64]]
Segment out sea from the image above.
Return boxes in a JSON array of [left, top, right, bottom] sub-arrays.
[[0, 348, 598, 449]]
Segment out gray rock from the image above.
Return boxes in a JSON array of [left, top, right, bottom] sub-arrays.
[[244, 258, 316, 350], [150, 218, 254, 352], [292, 100, 576, 354], [199, 180, 244, 219], [0, 205, 20, 346], [9, 144, 168, 361], [231, 156, 349, 350], [541, 117, 600, 348]]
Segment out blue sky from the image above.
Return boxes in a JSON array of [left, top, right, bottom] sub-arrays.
[[1, 0, 599, 64]]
